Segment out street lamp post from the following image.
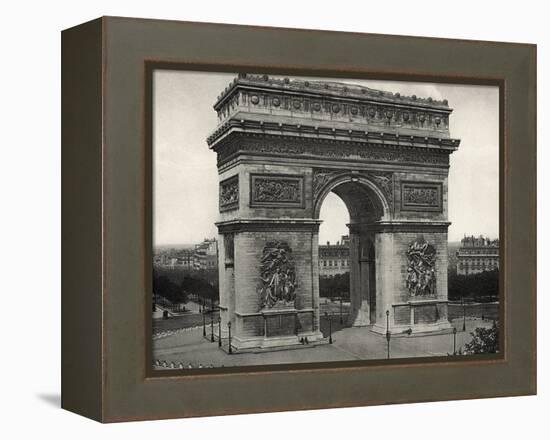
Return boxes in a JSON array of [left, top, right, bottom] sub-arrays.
[[325, 312, 333, 344], [462, 296, 466, 332], [386, 310, 391, 360], [202, 308, 206, 337], [453, 327, 457, 355], [218, 316, 222, 348], [228, 321, 232, 354], [339, 295, 343, 325], [210, 308, 214, 342]]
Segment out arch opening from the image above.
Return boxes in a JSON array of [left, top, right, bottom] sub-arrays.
[[317, 178, 386, 328], [313, 174, 390, 223]]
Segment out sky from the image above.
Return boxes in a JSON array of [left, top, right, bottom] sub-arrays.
[[153, 71, 499, 246]]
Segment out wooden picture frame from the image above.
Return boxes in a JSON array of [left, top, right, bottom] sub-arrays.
[[61, 16, 536, 422]]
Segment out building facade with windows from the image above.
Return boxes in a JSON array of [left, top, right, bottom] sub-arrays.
[[318, 235, 350, 277], [153, 249, 194, 269], [456, 235, 499, 275], [193, 238, 218, 271]]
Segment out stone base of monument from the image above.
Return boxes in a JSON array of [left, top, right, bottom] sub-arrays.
[[370, 320, 453, 338], [231, 331, 325, 352], [351, 308, 372, 327], [228, 307, 325, 352]]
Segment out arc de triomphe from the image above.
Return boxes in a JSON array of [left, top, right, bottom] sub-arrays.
[[207, 74, 460, 350]]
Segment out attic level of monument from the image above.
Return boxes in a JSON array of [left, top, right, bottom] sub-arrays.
[[213, 74, 452, 113], [207, 74, 460, 167]]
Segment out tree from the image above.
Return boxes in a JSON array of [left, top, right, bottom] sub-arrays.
[[181, 275, 219, 303], [463, 321, 499, 354], [448, 269, 499, 302], [153, 274, 188, 304], [319, 273, 350, 299]]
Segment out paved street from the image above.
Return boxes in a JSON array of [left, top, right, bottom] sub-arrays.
[[152, 317, 494, 369]]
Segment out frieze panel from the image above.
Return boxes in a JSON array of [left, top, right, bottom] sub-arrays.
[[220, 175, 239, 212], [401, 181, 443, 212], [215, 135, 450, 168], [357, 147, 446, 165], [219, 175, 239, 212], [404, 186, 438, 205], [250, 174, 305, 208], [406, 239, 437, 298]]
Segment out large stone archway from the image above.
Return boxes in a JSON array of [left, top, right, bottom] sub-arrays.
[[314, 173, 388, 328], [207, 74, 460, 350]]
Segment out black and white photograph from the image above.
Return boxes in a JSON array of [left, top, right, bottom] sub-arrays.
[[151, 71, 500, 371]]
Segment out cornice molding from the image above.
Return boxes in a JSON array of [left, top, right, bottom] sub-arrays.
[[348, 220, 451, 233], [208, 118, 460, 149], [216, 218, 323, 233]]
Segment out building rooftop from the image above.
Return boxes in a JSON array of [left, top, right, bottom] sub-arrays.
[[460, 235, 499, 248]]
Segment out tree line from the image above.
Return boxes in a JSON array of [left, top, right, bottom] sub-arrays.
[[318, 269, 498, 303], [153, 265, 498, 304], [153, 267, 219, 305], [448, 269, 499, 302], [319, 273, 350, 299]]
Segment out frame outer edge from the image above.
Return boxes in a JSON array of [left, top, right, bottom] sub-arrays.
[[61, 17, 104, 421]]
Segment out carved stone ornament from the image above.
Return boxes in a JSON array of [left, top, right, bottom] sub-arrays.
[[250, 174, 304, 207], [312, 168, 393, 209], [405, 240, 437, 297], [369, 172, 393, 207], [237, 138, 449, 165], [258, 241, 297, 309], [212, 133, 452, 168], [219, 175, 239, 211], [401, 182, 442, 211], [403, 186, 439, 206], [312, 168, 341, 200]]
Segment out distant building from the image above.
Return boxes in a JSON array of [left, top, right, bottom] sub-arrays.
[[153, 249, 194, 270], [193, 238, 218, 271], [153, 254, 169, 265], [456, 235, 499, 275], [176, 251, 194, 270], [319, 235, 350, 277]]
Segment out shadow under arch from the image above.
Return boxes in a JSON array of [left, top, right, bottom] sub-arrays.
[[314, 173, 391, 327], [313, 173, 391, 223]]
